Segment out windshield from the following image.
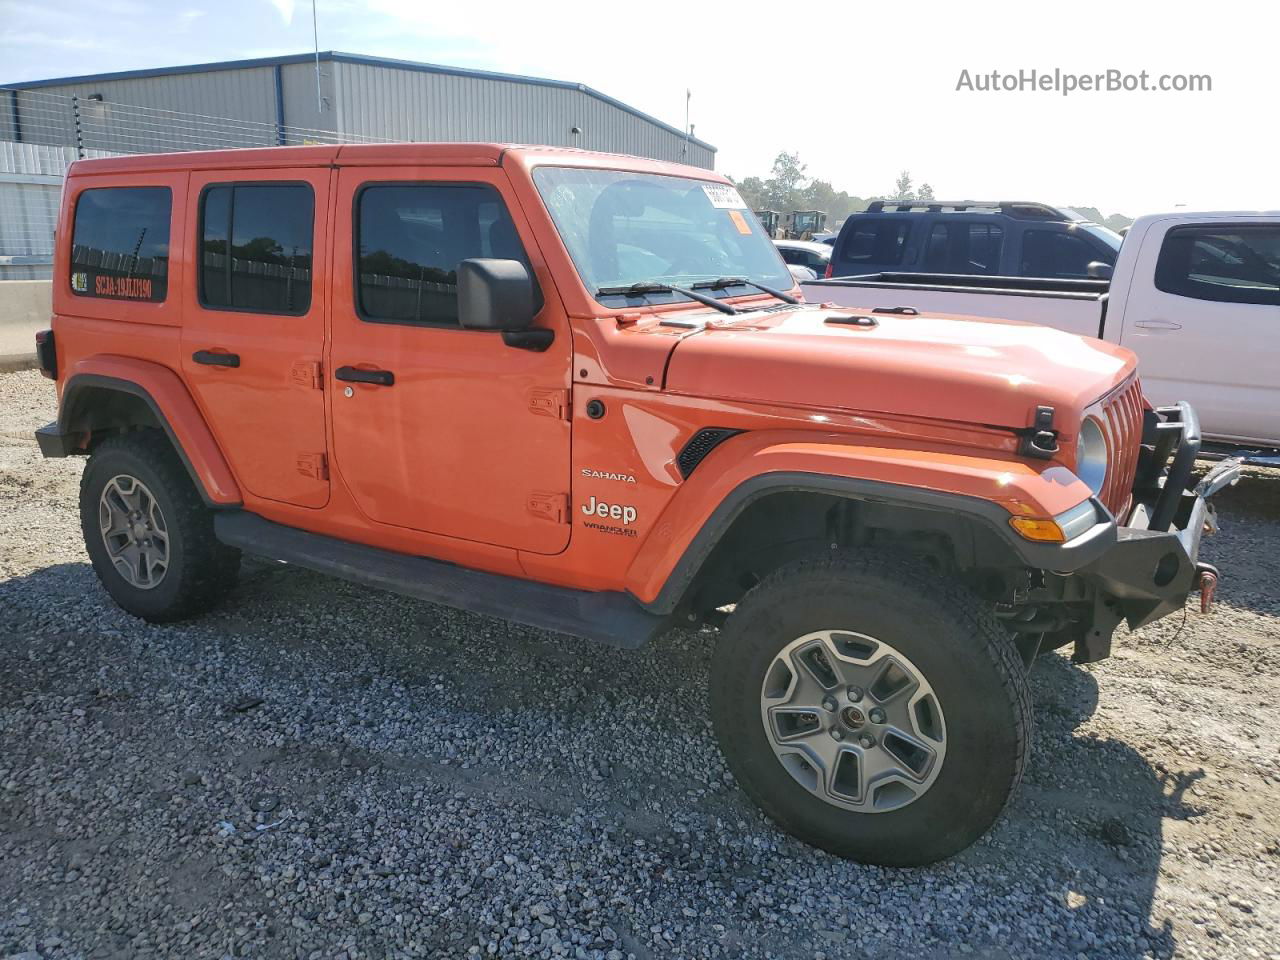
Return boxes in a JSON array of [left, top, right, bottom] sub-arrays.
[[532, 167, 794, 304], [1079, 223, 1123, 253]]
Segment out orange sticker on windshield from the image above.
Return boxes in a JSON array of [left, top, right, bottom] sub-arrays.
[[728, 209, 751, 235]]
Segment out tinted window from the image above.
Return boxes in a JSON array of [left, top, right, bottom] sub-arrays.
[[1019, 230, 1098, 279], [968, 223, 1004, 274], [1155, 226, 1280, 306], [356, 184, 534, 325], [839, 219, 910, 266], [70, 187, 171, 302], [923, 221, 1003, 275], [200, 184, 314, 314]]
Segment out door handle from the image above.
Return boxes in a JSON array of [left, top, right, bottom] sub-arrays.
[[192, 350, 240, 367], [1133, 320, 1183, 331], [335, 365, 395, 386]]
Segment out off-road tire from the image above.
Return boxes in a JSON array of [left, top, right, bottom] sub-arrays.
[[710, 553, 1033, 866], [80, 431, 240, 622]]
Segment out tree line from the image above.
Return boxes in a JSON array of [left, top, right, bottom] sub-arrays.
[[729, 152, 1132, 233]]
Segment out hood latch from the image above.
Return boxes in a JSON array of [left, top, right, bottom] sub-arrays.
[[1017, 405, 1060, 460]]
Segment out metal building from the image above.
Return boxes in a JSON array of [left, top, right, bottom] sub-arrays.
[[2, 51, 716, 167]]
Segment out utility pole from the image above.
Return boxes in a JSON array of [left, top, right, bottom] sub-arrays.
[[312, 0, 323, 113], [684, 88, 691, 156]]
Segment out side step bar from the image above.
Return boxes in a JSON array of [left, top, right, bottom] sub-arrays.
[[213, 512, 668, 649]]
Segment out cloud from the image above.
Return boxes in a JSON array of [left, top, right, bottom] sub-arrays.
[[266, 0, 296, 24], [1, 30, 107, 53]]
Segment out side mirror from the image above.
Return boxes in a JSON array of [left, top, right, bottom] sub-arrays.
[[457, 258, 536, 331], [1086, 261, 1113, 280]]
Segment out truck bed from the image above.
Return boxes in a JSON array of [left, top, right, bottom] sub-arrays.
[[801, 272, 1110, 340]]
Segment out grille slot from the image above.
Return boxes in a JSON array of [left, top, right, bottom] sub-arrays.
[[1098, 378, 1144, 518], [676, 428, 742, 478]]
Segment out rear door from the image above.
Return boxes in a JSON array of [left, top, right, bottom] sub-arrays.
[[1117, 219, 1280, 444], [921, 219, 1004, 275], [327, 165, 572, 554], [181, 169, 331, 508]]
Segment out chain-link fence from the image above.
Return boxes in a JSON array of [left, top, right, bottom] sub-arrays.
[[1, 87, 390, 278]]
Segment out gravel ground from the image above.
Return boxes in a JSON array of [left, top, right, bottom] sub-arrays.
[[1, 367, 1277, 960]]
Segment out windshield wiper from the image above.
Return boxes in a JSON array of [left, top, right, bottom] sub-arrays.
[[595, 281, 739, 315], [697, 276, 799, 305]]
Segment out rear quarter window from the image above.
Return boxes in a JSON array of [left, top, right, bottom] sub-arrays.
[[69, 187, 172, 302], [1154, 225, 1280, 306]]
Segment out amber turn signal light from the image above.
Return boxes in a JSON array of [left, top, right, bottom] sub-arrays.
[[1008, 516, 1066, 543]]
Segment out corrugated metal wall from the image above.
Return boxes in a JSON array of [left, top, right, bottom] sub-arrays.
[[0, 56, 715, 280], [327, 61, 714, 168], [8, 67, 280, 153], [0, 142, 74, 280], [4, 57, 713, 167]]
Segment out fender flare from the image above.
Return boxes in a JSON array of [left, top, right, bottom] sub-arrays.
[[625, 434, 1116, 613], [54, 357, 241, 506]]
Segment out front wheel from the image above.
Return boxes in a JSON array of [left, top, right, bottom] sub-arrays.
[[709, 554, 1032, 866]]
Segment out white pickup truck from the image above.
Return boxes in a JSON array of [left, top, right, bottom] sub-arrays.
[[801, 212, 1280, 455]]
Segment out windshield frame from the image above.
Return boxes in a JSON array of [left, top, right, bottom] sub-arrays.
[[530, 165, 796, 311]]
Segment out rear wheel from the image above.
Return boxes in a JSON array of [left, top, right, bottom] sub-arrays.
[[80, 431, 239, 622], [709, 553, 1032, 866]]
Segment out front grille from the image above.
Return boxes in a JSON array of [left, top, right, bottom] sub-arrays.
[[1097, 377, 1144, 518]]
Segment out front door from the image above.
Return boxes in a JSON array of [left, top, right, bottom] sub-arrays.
[[1117, 220, 1280, 445], [181, 170, 331, 508], [328, 166, 572, 554]]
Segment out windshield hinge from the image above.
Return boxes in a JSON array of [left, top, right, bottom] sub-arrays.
[[1017, 405, 1060, 460]]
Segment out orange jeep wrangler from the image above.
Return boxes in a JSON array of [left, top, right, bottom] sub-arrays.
[[35, 144, 1237, 866]]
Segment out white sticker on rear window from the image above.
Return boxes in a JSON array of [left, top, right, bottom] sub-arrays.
[[701, 184, 748, 209]]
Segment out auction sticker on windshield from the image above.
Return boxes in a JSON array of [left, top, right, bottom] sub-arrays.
[[702, 184, 748, 209]]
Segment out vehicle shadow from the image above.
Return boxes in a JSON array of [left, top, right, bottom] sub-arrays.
[[0, 560, 1208, 960], [1013, 653, 1206, 960]]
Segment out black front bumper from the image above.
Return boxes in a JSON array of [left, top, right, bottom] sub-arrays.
[[1082, 490, 1212, 630], [1074, 402, 1239, 657], [1011, 402, 1240, 663]]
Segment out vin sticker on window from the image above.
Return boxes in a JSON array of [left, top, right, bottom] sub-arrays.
[[701, 184, 748, 209]]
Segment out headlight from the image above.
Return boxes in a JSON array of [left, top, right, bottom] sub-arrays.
[[1076, 417, 1108, 495]]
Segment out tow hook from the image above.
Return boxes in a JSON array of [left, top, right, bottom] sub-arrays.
[[1195, 562, 1220, 614]]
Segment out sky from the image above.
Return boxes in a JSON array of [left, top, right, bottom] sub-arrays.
[[2, 0, 1277, 217]]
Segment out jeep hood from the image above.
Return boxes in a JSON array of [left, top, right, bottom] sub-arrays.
[[662, 305, 1137, 430]]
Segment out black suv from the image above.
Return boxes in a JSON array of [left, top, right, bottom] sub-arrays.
[[827, 201, 1122, 280]]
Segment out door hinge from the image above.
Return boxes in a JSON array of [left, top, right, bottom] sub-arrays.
[[528, 388, 570, 420], [297, 452, 329, 481], [291, 360, 324, 390], [528, 492, 569, 523]]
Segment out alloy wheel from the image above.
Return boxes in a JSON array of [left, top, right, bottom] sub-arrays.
[[98, 474, 169, 589], [760, 630, 946, 813]]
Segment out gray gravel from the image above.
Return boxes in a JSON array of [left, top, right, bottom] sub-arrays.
[[2, 367, 1278, 960]]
